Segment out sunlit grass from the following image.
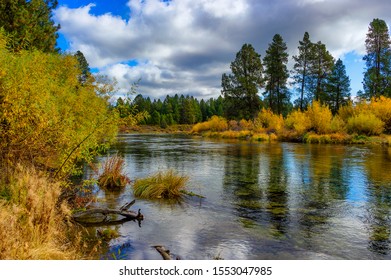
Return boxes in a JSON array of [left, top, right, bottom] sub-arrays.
[[133, 169, 189, 199], [304, 132, 352, 144], [0, 166, 85, 259], [98, 154, 131, 190]]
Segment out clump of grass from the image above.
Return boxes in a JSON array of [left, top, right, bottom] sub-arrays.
[[133, 169, 189, 199], [98, 154, 130, 190]]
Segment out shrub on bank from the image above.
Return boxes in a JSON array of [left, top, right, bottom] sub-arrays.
[[285, 110, 312, 135], [254, 109, 284, 132], [191, 116, 228, 133], [347, 113, 384, 136], [369, 96, 391, 133], [306, 101, 332, 134]]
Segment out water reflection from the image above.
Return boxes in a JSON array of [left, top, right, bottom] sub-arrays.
[[88, 134, 391, 259], [363, 146, 391, 255]]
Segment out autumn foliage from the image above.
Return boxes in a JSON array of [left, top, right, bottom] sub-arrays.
[[0, 32, 118, 177], [0, 31, 118, 259], [191, 97, 391, 143]]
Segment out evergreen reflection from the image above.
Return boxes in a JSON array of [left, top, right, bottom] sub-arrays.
[[364, 147, 391, 255], [264, 144, 289, 236], [222, 141, 263, 221], [295, 145, 349, 241]]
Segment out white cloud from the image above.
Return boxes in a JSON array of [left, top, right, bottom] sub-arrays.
[[54, 0, 391, 99]]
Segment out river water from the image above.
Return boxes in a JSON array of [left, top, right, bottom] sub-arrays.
[[86, 134, 391, 260]]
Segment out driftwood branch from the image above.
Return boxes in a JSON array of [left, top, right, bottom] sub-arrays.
[[153, 245, 181, 260], [72, 200, 143, 226], [153, 245, 172, 260]]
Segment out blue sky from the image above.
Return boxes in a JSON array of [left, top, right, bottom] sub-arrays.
[[54, 0, 390, 100]]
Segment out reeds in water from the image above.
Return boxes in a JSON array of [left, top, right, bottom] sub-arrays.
[[98, 154, 131, 190], [133, 169, 189, 199]]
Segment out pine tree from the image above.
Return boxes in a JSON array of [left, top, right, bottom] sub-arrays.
[[362, 18, 391, 98], [292, 32, 313, 111], [263, 34, 290, 115], [325, 59, 351, 114], [0, 0, 60, 52], [222, 43, 263, 120], [308, 41, 334, 103], [74, 50, 91, 84]]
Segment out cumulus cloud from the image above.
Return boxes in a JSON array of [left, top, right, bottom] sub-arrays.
[[54, 0, 391, 99]]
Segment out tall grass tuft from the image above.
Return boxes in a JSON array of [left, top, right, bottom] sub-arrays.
[[133, 169, 189, 199], [98, 154, 131, 190]]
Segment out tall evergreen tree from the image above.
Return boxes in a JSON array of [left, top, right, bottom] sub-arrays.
[[308, 41, 334, 102], [263, 34, 290, 115], [292, 32, 313, 111], [74, 50, 91, 84], [362, 18, 391, 98], [325, 59, 351, 114], [0, 0, 60, 52], [221, 43, 263, 120]]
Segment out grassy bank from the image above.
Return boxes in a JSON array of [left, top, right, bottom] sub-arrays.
[[0, 32, 117, 259], [0, 166, 87, 259]]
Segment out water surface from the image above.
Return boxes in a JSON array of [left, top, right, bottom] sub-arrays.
[[87, 134, 391, 259]]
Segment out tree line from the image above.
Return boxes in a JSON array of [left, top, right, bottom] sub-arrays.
[[222, 18, 391, 120], [115, 94, 224, 127]]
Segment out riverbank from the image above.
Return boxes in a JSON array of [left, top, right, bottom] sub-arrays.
[[119, 124, 391, 146]]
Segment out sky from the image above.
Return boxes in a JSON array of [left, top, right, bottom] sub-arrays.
[[54, 0, 391, 101]]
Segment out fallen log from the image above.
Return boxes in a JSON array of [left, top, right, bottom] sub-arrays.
[[71, 200, 144, 226]]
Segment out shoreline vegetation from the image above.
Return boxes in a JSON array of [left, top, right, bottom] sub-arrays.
[[123, 98, 391, 146], [0, 31, 118, 259]]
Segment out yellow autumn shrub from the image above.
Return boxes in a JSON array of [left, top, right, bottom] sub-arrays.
[[0, 32, 118, 177], [369, 96, 391, 133], [306, 101, 332, 134], [347, 112, 384, 136], [191, 115, 228, 133], [254, 108, 284, 132], [285, 110, 312, 135]]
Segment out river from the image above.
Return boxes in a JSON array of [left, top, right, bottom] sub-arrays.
[[85, 134, 391, 259]]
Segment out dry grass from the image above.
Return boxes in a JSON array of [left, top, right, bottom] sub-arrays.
[[98, 154, 131, 190], [303, 132, 351, 144], [0, 165, 85, 259], [133, 169, 189, 199]]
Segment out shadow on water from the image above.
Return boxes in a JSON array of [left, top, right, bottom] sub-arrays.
[[86, 134, 391, 259]]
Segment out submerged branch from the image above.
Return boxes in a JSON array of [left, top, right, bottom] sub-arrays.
[[71, 200, 144, 226]]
